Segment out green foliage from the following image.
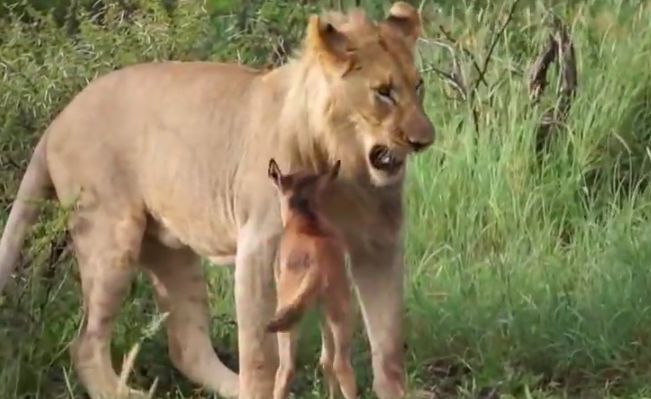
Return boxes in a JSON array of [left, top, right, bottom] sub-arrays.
[[3, 0, 651, 398]]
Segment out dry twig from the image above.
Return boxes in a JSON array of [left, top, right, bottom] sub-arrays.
[[529, 34, 557, 103], [438, 24, 485, 84], [419, 39, 468, 100], [528, 15, 578, 152], [473, 0, 522, 92], [420, 0, 522, 134]]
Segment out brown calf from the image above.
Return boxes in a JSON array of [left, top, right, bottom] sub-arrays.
[[266, 158, 357, 399]]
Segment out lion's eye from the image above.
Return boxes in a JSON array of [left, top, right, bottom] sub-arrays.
[[374, 84, 394, 104]]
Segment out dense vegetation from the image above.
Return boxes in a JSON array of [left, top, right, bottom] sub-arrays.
[[2, 0, 651, 397]]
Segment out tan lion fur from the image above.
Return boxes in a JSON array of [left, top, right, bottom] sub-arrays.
[[0, 3, 434, 399]]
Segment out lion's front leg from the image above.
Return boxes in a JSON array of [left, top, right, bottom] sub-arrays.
[[235, 223, 280, 399], [351, 243, 406, 399]]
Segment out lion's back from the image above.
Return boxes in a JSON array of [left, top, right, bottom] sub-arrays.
[[43, 60, 263, 208], [47, 60, 263, 140]]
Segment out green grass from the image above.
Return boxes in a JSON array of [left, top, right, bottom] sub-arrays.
[[4, 0, 651, 398]]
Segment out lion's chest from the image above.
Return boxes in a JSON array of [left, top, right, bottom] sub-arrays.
[[322, 183, 403, 252]]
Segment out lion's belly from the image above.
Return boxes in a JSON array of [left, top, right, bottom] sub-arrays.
[[143, 186, 238, 259], [135, 118, 243, 260], [144, 213, 237, 264]]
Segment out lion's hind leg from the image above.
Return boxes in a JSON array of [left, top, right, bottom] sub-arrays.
[[69, 203, 147, 399], [140, 237, 239, 399]]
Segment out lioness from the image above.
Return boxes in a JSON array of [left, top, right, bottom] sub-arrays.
[[0, 2, 434, 399], [266, 159, 356, 399]]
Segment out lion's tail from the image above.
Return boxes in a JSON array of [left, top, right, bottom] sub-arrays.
[[266, 262, 321, 333], [0, 135, 52, 294]]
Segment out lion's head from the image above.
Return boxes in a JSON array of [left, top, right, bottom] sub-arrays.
[[298, 2, 435, 187]]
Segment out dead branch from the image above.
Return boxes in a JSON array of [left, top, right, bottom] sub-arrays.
[[528, 15, 578, 152], [528, 34, 557, 103], [554, 17, 577, 119], [420, 1, 522, 135], [0, 155, 23, 170], [268, 36, 290, 67], [473, 0, 522, 93], [419, 38, 469, 100], [438, 25, 485, 85], [421, 65, 467, 100]]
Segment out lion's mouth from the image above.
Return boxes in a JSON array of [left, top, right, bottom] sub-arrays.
[[369, 145, 404, 174]]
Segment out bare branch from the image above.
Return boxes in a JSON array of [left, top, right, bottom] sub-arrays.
[[438, 25, 485, 84], [528, 33, 557, 103], [528, 15, 578, 153], [0, 156, 23, 170], [421, 65, 467, 100], [451, 54, 468, 97], [419, 38, 469, 99], [554, 17, 577, 118], [420, 1, 523, 136], [473, 0, 522, 93]]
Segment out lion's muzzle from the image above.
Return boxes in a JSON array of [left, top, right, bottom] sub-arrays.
[[402, 108, 435, 153]]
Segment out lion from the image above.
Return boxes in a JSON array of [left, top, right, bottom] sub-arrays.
[[0, 2, 435, 399]]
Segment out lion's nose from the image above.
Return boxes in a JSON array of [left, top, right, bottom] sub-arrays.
[[403, 109, 435, 152], [406, 120, 435, 152]]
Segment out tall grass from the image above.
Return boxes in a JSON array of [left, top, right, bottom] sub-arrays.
[[406, 0, 651, 397], [2, 0, 651, 398]]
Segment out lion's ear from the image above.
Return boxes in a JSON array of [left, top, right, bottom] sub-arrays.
[[382, 2, 421, 47], [306, 15, 354, 72]]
